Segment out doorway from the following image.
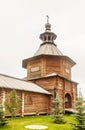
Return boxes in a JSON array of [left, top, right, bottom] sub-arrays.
[[65, 93, 72, 108]]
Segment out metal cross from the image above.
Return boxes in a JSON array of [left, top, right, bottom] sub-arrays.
[[46, 15, 49, 23]]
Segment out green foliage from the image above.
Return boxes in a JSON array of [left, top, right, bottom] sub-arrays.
[[0, 105, 7, 126], [5, 89, 21, 118], [51, 98, 65, 124], [71, 97, 85, 130]]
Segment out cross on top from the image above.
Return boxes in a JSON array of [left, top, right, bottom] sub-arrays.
[[46, 15, 49, 23]]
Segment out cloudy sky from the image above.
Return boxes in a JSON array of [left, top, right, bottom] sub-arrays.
[[0, 0, 85, 97]]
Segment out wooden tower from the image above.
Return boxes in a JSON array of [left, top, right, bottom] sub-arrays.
[[22, 18, 77, 111]]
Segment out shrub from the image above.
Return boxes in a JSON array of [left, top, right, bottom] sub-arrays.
[[0, 105, 7, 126]]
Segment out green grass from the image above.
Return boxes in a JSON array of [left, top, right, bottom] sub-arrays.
[[1, 114, 75, 130]]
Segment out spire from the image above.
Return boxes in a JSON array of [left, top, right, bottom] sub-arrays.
[[79, 88, 83, 98], [34, 17, 63, 56], [40, 16, 57, 43], [45, 15, 51, 32]]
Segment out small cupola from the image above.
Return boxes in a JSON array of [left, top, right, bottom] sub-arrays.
[[40, 16, 57, 43]]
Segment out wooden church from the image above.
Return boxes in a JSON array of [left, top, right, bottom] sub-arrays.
[[23, 18, 77, 111], [0, 18, 77, 116]]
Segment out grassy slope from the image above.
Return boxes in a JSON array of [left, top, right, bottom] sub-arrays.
[[1, 114, 74, 130]]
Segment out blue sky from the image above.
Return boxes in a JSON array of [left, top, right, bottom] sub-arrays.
[[0, 0, 85, 97]]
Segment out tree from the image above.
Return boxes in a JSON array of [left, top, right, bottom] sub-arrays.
[[0, 104, 7, 126], [5, 89, 21, 130], [5, 89, 21, 118], [51, 98, 65, 124], [71, 97, 85, 130]]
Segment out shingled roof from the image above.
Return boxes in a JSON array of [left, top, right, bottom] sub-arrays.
[[0, 74, 51, 95], [34, 43, 62, 56], [34, 20, 62, 56], [22, 21, 76, 68]]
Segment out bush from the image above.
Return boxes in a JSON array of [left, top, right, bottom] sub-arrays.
[[0, 105, 7, 126]]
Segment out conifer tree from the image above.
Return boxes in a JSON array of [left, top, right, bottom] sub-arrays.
[[51, 98, 65, 124], [71, 97, 85, 130]]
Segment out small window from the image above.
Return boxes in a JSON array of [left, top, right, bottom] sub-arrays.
[[25, 95, 33, 105], [27, 96, 32, 105]]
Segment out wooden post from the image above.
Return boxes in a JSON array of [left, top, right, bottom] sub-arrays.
[[2, 89, 5, 113], [21, 91, 24, 116]]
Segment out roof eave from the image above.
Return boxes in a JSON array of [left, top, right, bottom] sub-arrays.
[[22, 54, 76, 68], [28, 73, 78, 84]]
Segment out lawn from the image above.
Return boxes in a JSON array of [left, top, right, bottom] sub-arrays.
[[1, 114, 74, 130]]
